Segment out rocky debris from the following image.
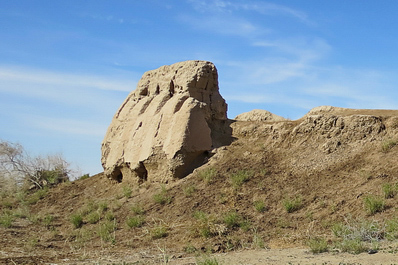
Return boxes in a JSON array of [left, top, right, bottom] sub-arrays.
[[101, 60, 231, 183], [234, 109, 286, 122]]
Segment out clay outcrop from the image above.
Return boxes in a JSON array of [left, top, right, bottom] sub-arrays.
[[101, 60, 230, 183], [235, 109, 286, 122]]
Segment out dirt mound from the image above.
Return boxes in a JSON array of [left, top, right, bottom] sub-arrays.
[[234, 109, 286, 122]]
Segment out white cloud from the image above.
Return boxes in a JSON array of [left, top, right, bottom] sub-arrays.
[[0, 66, 134, 92], [187, 0, 310, 23]]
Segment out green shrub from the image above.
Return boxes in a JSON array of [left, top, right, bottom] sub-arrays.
[[386, 219, 398, 240], [86, 211, 100, 224], [253, 200, 267, 213], [77, 174, 90, 180], [381, 139, 397, 152], [183, 185, 196, 197], [126, 216, 145, 228], [122, 186, 132, 198], [363, 195, 385, 215], [223, 211, 240, 228], [153, 185, 172, 205], [307, 237, 328, 253], [230, 170, 252, 188], [27, 187, 49, 204], [196, 255, 221, 265], [151, 225, 168, 239], [42, 214, 54, 228], [131, 204, 144, 215], [97, 220, 116, 243], [70, 213, 83, 228], [337, 239, 367, 254], [382, 183, 397, 199], [282, 196, 303, 213], [0, 211, 13, 228], [198, 168, 217, 184]]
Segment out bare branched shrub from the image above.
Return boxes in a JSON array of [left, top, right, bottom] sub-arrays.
[[0, 139, 71, 190]]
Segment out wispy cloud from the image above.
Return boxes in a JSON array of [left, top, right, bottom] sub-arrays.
[[0, 66, 134, 92], [187, 0, 310, 23]]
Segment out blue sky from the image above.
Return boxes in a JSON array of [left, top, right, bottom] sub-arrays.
[[1, 0, 398, 176]]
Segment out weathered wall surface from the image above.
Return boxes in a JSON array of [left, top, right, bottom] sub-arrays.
[[101, 60, 231, 183]]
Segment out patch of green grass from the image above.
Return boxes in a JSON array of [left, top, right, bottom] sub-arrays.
[[0, 211, 14, 228], [198, 168, 217, 184], [253, 200, 267, 213], [42, 214, 54, 228], [122, 185, 132, 198], [70, 213, 83, 229], [131, 204, 144, 215], [230, 170, 252, 188], [97, 220, 117, 243], [151, 225, 168, 239], [196, 255, 221, 265], [363, 195, 385, 215], [336, 239, 367, 254], [86, 211, 100, 224], [307, 237, 328, 253], [26, 187, 49, 204], [382, 183, 397, 199], [386, 219, 398, 240], [183, 185, 196, 197], [153, 185, 172, 205], [223, 211, 241, 228], [282, 195, 303, 213], [126, 215, 145, 228], [381, 139, 397, 152]]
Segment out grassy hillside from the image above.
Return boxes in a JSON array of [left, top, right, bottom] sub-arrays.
[[2, 108, 398, 264]]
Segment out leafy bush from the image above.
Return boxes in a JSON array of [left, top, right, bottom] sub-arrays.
[[282, 196, 303, 213], [363, 195, 385, 215]]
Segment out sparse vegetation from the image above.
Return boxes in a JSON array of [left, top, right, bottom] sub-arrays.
[[153, 185, 172, 205], [382, 183, 397, 199], [126, 215, 145, 228], [122, 185, 132, 198], [307, 237, 328, 254], [70, 213, 83, 229], [381, 139, 397, 152], [230, 170, 252, 188], [97, 219, 117, 243], [0, 210, 14, 228], [198, 168, 217, 184], [151, 225, 168, 239], [196, 255, 221, 265], [253, 200, 267, 213], [282, 195, 303, 213], [363, 195, 385, 215], [183, 185, 196, 197]]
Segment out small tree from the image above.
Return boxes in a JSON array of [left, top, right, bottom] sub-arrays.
[[0, 140, 71, 190]]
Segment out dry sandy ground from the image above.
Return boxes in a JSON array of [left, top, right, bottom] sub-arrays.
[[60, 248, 398, 265]]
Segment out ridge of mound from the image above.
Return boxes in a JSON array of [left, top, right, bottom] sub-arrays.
[[234, 109, 286, 122]]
